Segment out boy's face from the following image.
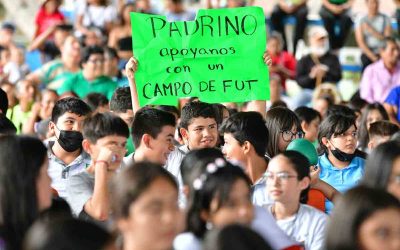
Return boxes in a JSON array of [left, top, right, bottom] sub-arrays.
[[50, 111, 86, 134], [86, 135, 127, 171], [222, 133, 246, 165], [181, 117, 218, 150], [115, 109, 134, 127], [147, 125, 175, 165]]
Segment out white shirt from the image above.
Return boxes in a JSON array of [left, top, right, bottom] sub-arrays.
[[265, 204, 328, 250]]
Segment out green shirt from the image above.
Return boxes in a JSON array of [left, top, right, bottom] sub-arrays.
[[57, 71, 117, 100], [6, 104, 32, 134], [329, 0, 348, 4]]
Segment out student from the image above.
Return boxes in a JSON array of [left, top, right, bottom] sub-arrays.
[[203, 224, 273, 250], [126, 107, 176, 165], [318, 113, 365, 213], [0, 136, 52, 250], [358, 103, 389, 151], [23, 218, 114, 250], [66, 112, 129, 224], [362, 141, 400, 200], [326, 186, 400, 250], [84, 92, 109, 113], [47, 97, 92, 199], [265, 107, 304, 159], [0, 113, 16, 135], [109, 86, 134, 155], [265, 151, 328, 250], [112, 162, 183, 250], [175, 158, 300, 250], [294, 106, 322, 147], [219, 112, 269, 206], [367, 121, 399, 150]]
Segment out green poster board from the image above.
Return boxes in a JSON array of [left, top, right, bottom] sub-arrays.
[[130, 7, 269, 106]]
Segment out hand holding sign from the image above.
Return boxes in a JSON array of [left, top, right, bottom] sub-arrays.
[[130, 7, 270, 106]]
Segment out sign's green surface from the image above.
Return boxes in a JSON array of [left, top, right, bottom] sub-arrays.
[[130, 7, 270, 106]]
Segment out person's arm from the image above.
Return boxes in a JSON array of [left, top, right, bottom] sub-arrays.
[[25, 68, 44, 86], [296, 57, 316, 89], [322, 0, 342, 14], [75, 14, 89, 35], [359, 67, 374, 103], [107, 28, 118, 49], [384, 16, 393, 37], [383, 103, 400, 126], [28, 24, 58, 52], [125, 57, 140, 114], [311, 179, 340, 203], [355, 23, 379, 62], [22, 102, 40, 134]]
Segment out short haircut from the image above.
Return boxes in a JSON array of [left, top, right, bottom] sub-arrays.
[[220, 112, 268, 157], [84, 93, 108, 111], [82, 112, 129, 143], [81, 45, 104, 64], [104, 46, 118, 60], [368, 121, 399, 139], [0, 113, 16, 134], [0, 88, 8, 114], [51, 97, 91, 123], [109, 87, 132, 113], [156, 105, 180, 118], [179, 101, 217, 129], [294, 106, 321, 124], [380, 36, 398, 51], [112, 161, 178, 219], [326, 104, 356, 120], [131, 107, 176, 148]]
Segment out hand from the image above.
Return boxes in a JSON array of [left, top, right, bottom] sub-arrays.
[[31, 102, 41, 117], [315, 67, 327, 79], [263, 51, 272, 67], [125, 57, 138, 79], [96, 145, 125, 171], [309, 165, 321, 187]]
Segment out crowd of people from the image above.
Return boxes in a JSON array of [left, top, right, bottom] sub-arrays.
[[1, 0, 400, 250]]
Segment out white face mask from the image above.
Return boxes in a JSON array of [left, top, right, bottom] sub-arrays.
[[310, 41, 329, 57]]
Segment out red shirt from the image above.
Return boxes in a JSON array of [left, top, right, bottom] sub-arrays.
[[269, 50, 296, 89], [35, 7, 65, 37]]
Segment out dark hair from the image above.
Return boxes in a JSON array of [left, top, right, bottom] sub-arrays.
[[362, 141, 400, 189], [368, 121, 399, 139], [109, 87, 132, 113], [318, 114, 357, 154], [358, 103, 389, 150], [220, 112, 268, 157], [104, 46, 118, 60], [119, 2, 136, 26], [326, 104, 356, 119], [294, 106, 321, 124], [270, 100, 288, 109], [0, 136, 47, 250], [187, 162, 252, 239], [203, 224, 273, 250], [279, 151, 310, 203], [156, 105, 180, 118], [131, 107, 176, 148], [326, 186, 400, 250], [23, 218, 113, 250], [0, 87, 8, 114], [179, 101, 217, 129], [84, 92, 108, 111], [180, 148, 224, 187], [81, 45, 104, 64], [379, 36, 398, 51], [212, 103, 228, 126], [112, 161, 178, 219], [265, 107, 302, 157], [82, 112, 129, 143], [0, 113, 16, 134], [51, 97, 91, 123]]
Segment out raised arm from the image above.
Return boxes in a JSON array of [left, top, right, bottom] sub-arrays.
[[125, 57, 141, 114]]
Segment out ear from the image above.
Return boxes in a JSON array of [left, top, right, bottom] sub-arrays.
[[49, 121, 56, 134], [301, 121, 308, 131], [242, 141, 251, 155], [321, 137, 329, 147], [299, 177, 310, 191], [82, 139, 92, 155], [368, 140, 374, 150], [142, 134, 152, 149], [180, 127, 189, 141]]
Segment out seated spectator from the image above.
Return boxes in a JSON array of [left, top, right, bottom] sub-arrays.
[[383, 85, 400, 126], [3, 47, 30, 84], [57, 46, 117, 100], [0, 136, 52, 250], [265, 151, 328, 250], [75, 0, 117, 37], [270, 0, 308, 55], [26, 35, 81, 90], [362, 140, 400, 200], [164, 0, 196, 21], [47, 97, 92, 199], [318, 113, 365, 213], [80, 27, 105, 47], [0, 22, 16, 50], [67, 112, 129, 225], [358, 103, 389, 151], [360, 37, 400, 104], [33, 0, 65, 39], [320, 0, 354, 50], [267, 32, 296, 103], [104, 47, 128, 87], [112, 162, 183, 250], [326, 186, 400, 250], [313, 96, 333, 119], [295, 27, 341, 108], [84, 92, 109, 113], [294, 106, 321, 146], [367, 121, 399, 151], [355, 0, 392, 71]]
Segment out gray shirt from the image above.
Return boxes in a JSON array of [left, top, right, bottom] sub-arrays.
[[357, 14, 391, 53], [66, 170, 94, 217]]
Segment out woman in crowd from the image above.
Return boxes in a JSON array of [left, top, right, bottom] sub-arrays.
[[265, 107, 304, 159], [112, 162, 184, 250], [357, 103, 388, 152], [326, 186, 400, 250], [265, 151, 328, 250], [0, 135, 52, 250], [362, 140, 400, 200]]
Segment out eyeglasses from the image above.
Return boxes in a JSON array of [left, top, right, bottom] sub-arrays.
[[280, 130, 305, 142], [264, 171, 298, 182]]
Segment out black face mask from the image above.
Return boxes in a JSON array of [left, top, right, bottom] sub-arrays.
[[330, 146, 355, 162], [57, 130, 83, 152]]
